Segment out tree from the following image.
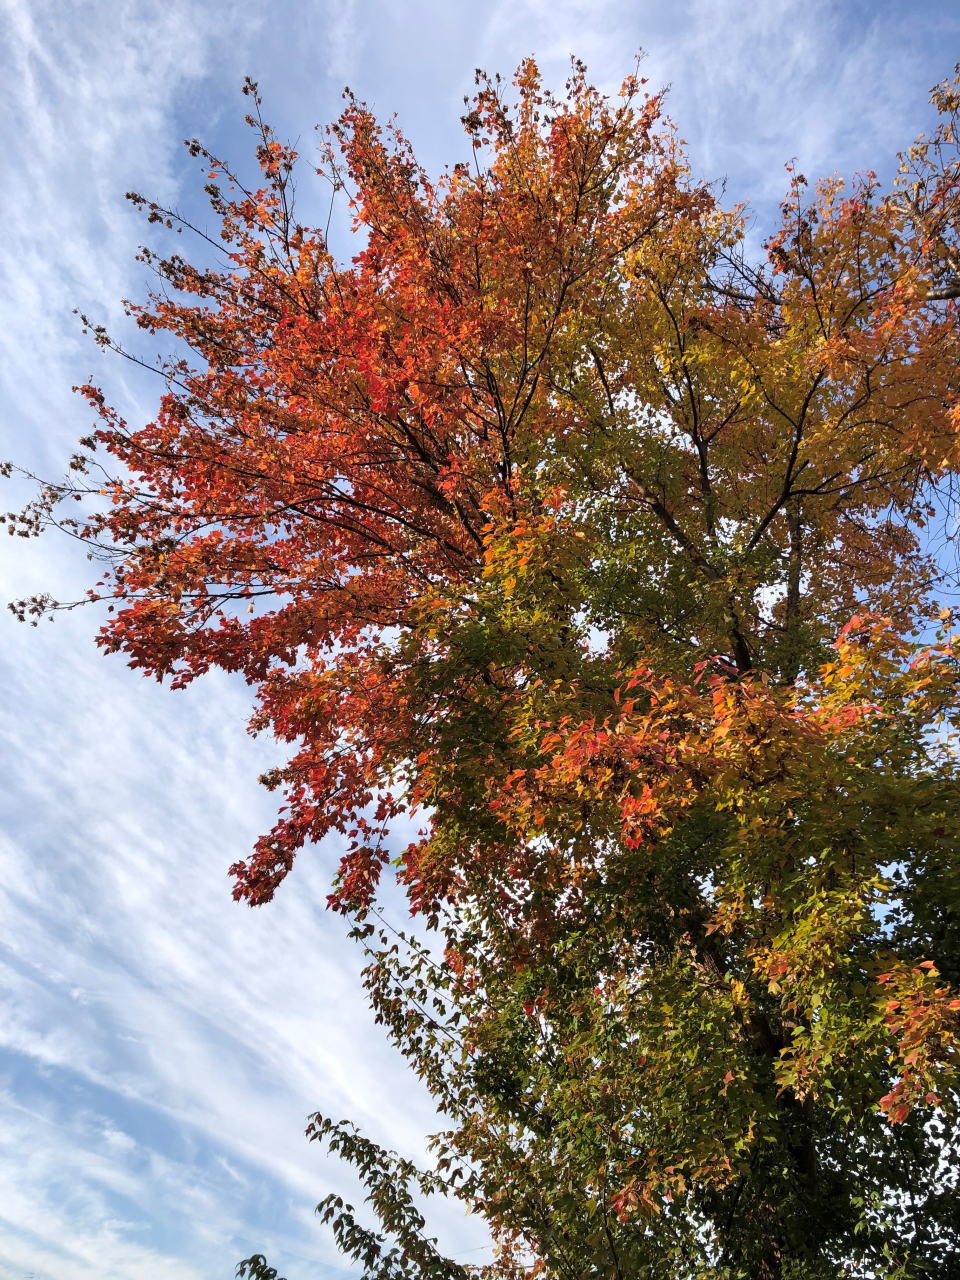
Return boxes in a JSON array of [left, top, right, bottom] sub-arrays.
[[8, 58, 960, 1279]]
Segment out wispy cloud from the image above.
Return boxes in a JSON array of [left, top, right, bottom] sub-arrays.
[[0, 618, 490, 1272]]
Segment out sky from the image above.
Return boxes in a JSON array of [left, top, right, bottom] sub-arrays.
[[1, 1, 959, 1277]]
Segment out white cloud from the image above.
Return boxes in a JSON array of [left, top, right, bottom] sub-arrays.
[[0, 623, 479, 1273], [2, 1, 958, 1276]]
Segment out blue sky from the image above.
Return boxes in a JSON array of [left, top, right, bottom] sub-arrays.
[[2, 2, 959, 1277]]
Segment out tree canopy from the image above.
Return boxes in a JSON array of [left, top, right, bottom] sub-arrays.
[[9, 57, 960, 1279]]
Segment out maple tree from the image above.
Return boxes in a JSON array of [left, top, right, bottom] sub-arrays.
[[9, 57, 960, 1278]]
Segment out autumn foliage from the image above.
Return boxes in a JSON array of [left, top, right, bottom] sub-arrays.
[[11, 58, 960, 1278]]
